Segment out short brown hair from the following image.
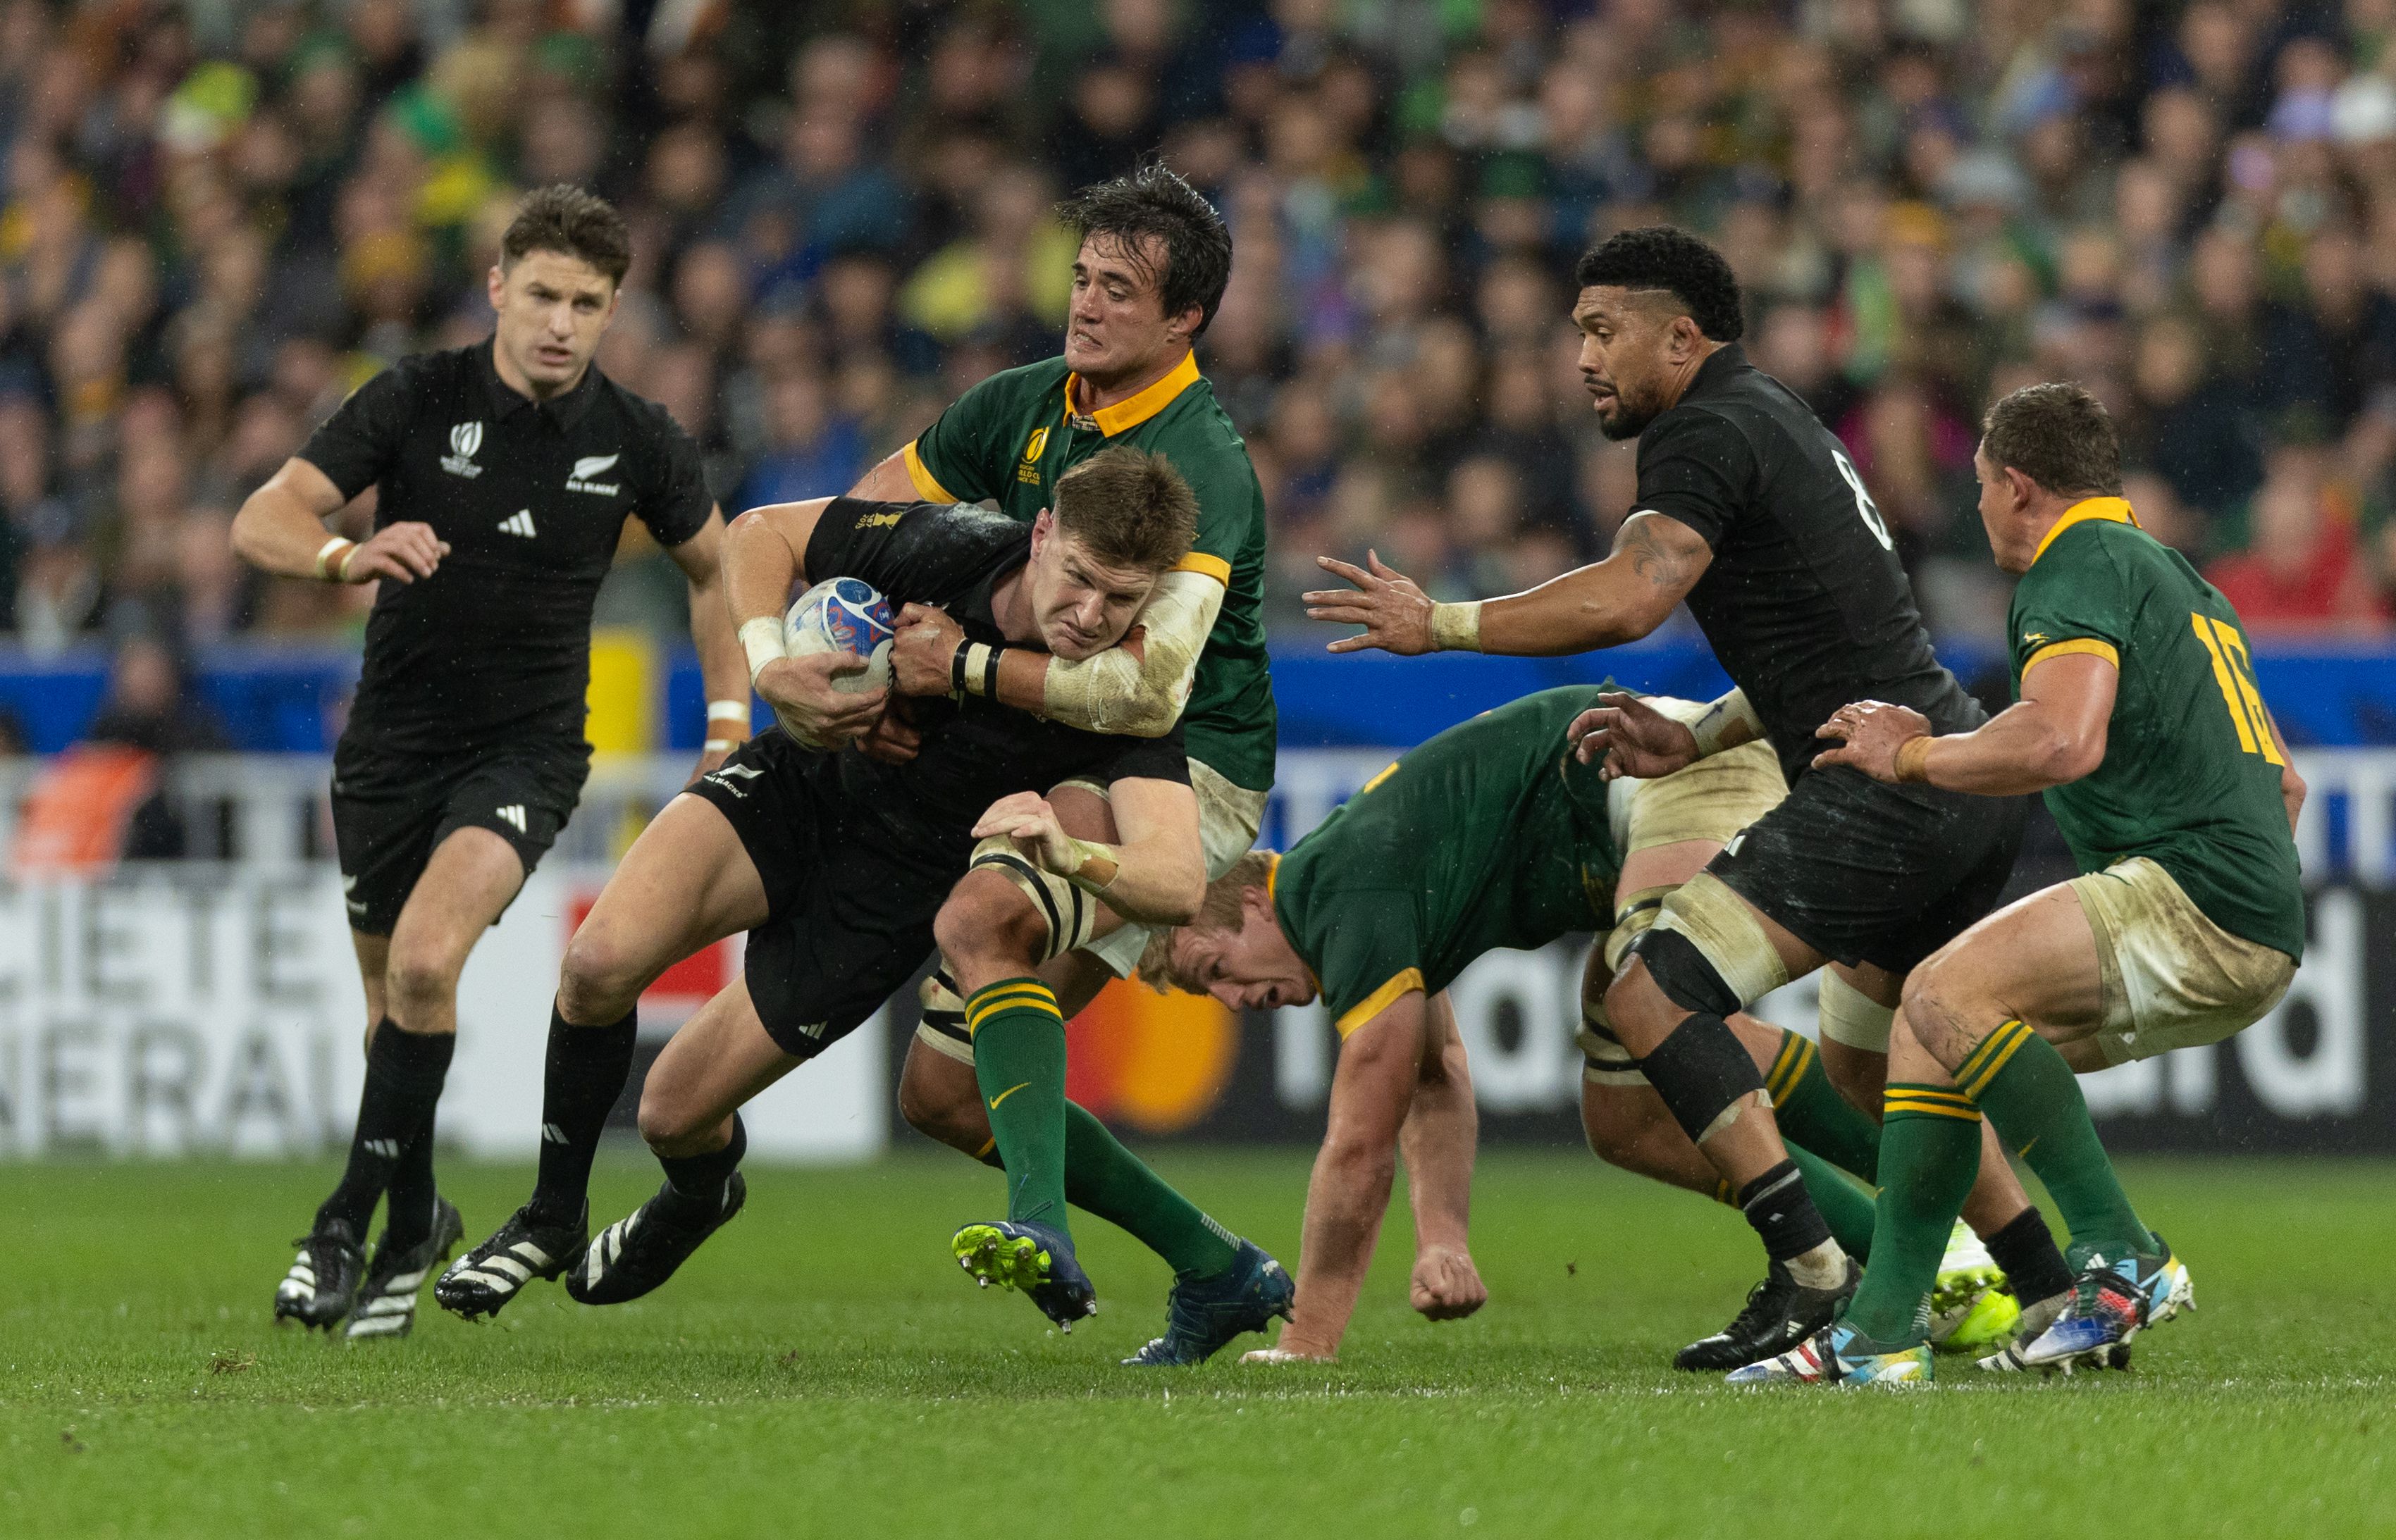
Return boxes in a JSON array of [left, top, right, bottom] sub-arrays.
[[1980, 382, 2122, 498], [502, 184, 631, 286], [1138, 851, 1273, 991], [1050, 445, 1199, 573]]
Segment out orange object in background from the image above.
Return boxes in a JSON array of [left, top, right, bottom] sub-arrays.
[[1066, 976, 1238, 1135], [10, 744, 159, 874]]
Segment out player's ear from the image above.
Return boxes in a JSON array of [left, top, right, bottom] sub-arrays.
[[486, 263, 507, 309]]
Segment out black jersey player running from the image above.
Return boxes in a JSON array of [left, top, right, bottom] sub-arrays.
[[233, 187, 749, 1340], [435, 449, 1279, 1324], [1308, 228, 2069, 1369]]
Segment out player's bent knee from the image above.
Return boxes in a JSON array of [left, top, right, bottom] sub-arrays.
[[932, 869, 1055, 976], [557, 926, 651, 1022], [383, 948, 462, 1017]]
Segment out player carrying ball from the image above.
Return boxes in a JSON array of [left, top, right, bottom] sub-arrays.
[[1735, 384, 2305, 1386]]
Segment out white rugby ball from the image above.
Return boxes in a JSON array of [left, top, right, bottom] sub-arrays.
[[778, 577, 897, 747]]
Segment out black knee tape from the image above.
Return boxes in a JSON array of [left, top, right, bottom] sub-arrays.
[[1626, 926, 1742, 1019], [1639, 1012, 1767, 1145]]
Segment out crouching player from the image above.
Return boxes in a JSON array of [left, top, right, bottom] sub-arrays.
[[434, 448, 1272, 1316], [1737, 383, 2304, 1386], [1151, 687, 2039, 1363]]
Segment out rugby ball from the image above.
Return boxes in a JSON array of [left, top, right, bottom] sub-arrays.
[[779, 577, 896, 747]]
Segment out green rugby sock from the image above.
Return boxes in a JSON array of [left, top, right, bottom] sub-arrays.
[[1960, 1019, 2153, 1258], [1064, 1103, 1239, 1277], [1765, 1029, 1881, 1182], [966, 979, 1070, 1233], [1787, 1141, 1877, 1263], [1844, 1084, 1984, 1346]]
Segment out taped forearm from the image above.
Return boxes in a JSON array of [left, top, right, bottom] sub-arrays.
[[1039, 569, 1221, 736], [1684, 688, 1763, 758]]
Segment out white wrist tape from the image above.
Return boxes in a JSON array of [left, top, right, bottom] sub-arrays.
[[1688, 688, 1764, 758], [708, 699, 751, 724], [315, 536, 357, 582], [739, 616, 787, 685], [1428, 600, 1483, 652]]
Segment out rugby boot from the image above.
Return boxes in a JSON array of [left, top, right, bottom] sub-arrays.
[[953, 1218, 1097, 1331], [1727, 1321, 1934, 1386], [1674, 1254, 1860, 1371], [273, 1215, 366, 1331], [436, 1203, 587, 1321], [346, 1197, 464, 1341], [567, 1174, 747, 1306], [2017, 1237, 2192, 1372], [1123, 1240, 1296, 1366], [1929, 1220, 2020, 1353]]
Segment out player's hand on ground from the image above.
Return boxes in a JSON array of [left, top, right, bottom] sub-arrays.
[[340, 521, 449, 583], [1569, 691, 1699, 780], [889, 602, 966, 695], [1813, 700, 1932, 781], [972, 792, 1077, 873], [858, 695, 925, 764], [755, 652, 885, 747], [1304, 551, 1435, 654], [1409, 1245, 1488, 1322]]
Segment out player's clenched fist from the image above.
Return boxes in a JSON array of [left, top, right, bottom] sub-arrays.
[[1813, 699, 1932, 781], [889, 602, 967, 695], [1409, 1244, 1488, 1322], [340, 521, 450, 583], [755, 651, 886, 747], [1304, 551, 1435, 654]]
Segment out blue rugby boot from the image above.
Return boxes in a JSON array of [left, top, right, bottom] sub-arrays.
[[1123, 1240, 1296, 1366], [2018, 1236, 2192, 1372], [1727, 1321, 1933, 1386], [953, 1219, 1097, 1331]]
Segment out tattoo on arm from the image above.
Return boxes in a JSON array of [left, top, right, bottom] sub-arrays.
[[1614, 513, 1708, 591]]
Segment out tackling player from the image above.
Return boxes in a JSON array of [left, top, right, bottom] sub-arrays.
[[432, 450, 1271, 1315], [1151, 689, 2032, 1363], [233, 187, 749, 1339], [843, 168, 1278, 1265], [1308, 226, 2073, 1367], [1736, 384, 2304, 1386]]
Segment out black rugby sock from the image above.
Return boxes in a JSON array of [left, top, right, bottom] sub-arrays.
[[1982, 1205, 2073, 1305], [1737, 1159, 1835, 1265], [318, 1022, 455, 1238], [381, 1115, 439, 1248], [657, 1114, 746, 1216], [528, 1003, 638, 1227]]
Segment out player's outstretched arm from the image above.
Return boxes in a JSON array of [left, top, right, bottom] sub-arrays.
[[1814, 652, 2117, 794], [1301, 512, 1713, 657], [1567, 688, 1764, 780], [723, 498, 887, 748], [229, 457, 447, 585], [969, 776, 1204, 926], [1250, 990, 1430, 1362], [662, 507, 750, 778], [1400, 992, 1487, 1323]]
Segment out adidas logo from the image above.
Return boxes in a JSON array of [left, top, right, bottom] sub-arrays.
[[567, 452, 622, 495], [495, 805, 528, 834], [498, 510, 538, 538], [543, 1122, 568, 1143], [364, 1138, 400, 1159]]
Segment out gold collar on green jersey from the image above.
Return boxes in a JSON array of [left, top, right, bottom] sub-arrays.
[[1063, 349, 1202, 435], [2031, 495, 2139, 566]]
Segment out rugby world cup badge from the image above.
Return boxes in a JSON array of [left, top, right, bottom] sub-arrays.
[[442, 420, 485, 478]]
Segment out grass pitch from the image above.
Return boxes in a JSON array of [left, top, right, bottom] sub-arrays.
[[5, 1149, 2390, 1539]]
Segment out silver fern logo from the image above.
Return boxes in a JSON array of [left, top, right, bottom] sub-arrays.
[[566, 449, 621, 495], [441, 421, 485, 478]]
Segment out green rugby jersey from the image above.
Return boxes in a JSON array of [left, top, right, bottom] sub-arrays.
[[1271, 687, 1622, 1037], [903, 352, 1275, 792], [2007, 497, 2305, 960]]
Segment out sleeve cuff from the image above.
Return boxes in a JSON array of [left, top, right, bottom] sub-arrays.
[[2023, 638, 2120, 673], [902, 440, 958, 503], [1334, 968, 1426, 1037], [1173, 552, 1231, 584]]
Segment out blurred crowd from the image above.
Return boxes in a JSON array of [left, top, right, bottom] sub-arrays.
[[2, 0, 2395, 672]]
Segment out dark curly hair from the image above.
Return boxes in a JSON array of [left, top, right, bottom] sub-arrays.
[[502, 184, 631, 286], [1057, 161, 1233, 336], [1573, 226, 1745, 342]]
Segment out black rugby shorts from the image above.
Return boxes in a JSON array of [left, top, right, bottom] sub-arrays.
[[331, 735, 590, 935]]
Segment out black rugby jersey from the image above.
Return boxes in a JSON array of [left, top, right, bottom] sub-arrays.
[[1631, 344, 1983, 783], [801, 497, 1190, 847], [300, 340, 714, 755]]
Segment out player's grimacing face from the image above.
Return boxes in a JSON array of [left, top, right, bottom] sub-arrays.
[[1175, 904, 1317, 1013], [1574, 287, 1672, 441], [1063, 233, 1189, 383], [1025, 513, 1159, 661], [488, 249, 619, 393]]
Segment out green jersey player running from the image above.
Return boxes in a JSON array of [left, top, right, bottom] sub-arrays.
[[1155, 687, 2026, 1363], [1737, 383, 2305, 1386], [844, 164, 1279, 1355]]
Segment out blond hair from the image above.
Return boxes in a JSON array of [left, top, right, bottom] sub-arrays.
[[1138, 850, 1274, 993]]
